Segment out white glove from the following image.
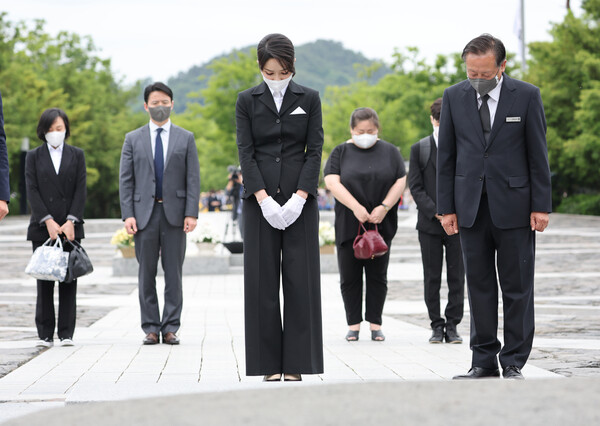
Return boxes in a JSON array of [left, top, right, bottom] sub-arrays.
[[259, 196, 287, 230], [281, 193, 306, 226]]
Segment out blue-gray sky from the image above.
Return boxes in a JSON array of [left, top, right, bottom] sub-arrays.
[[3, 0, 583, 83]]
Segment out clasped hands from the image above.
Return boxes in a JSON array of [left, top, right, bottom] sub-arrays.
[[352, 204, 388, 224], [44, 218, 75, 241], [259, 193, 306, 230]]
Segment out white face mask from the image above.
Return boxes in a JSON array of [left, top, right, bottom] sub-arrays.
[[262, 73, 292, 94], [432, 124, 439, 140], [352, 133, 378, 149], [45, 131, 66, 148]]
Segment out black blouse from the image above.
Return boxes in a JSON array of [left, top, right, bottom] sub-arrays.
[[323, 140, 406, 244]]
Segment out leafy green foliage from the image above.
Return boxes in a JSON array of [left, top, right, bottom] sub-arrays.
[[0, 14, 145, 218], [527, 0, 600, 209]]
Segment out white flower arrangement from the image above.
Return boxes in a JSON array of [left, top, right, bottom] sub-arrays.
[[189, 222, 221, 244], [318, 222, 335, 247]]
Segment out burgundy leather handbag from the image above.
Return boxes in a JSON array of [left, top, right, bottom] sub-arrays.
[[353, 223, 389, 260]]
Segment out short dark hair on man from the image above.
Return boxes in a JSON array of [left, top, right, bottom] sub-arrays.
[[257, 33, 296, 75], [144, 82, 174, 103], [349, 107, 380, 131], [461, 34, 506, 66], [430, 98, 442, 121], [36, 108, 70, 142]]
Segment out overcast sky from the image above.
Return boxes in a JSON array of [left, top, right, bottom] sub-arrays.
[[3, 0, 583, 84]]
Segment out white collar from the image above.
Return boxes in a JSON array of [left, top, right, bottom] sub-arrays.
[[149, 119, 172, 133], [47, 143, 64, 154]]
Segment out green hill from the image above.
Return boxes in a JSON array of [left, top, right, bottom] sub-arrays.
[[167, 39, 390, 113]]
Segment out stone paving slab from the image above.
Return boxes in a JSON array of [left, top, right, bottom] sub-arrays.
[[0, 268, 559, 413]]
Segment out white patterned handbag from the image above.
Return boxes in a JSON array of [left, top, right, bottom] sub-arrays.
[[25, 238, 70, 282]]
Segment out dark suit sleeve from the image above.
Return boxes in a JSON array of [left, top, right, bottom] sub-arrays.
[[0, 91, 9, 202], [525, 87, 552, 213], [408, 142, 436, 220], [236, 93, 266, 196], [296, 92, 324, 197], [437, 88, 457, 215], [184, 132, 200, 218], [119, 134, 135, 220], [25, 150, 50, 223], [68, 149, 87, 221]]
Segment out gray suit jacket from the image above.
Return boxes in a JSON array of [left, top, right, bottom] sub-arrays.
[[119, 123, 200, 230]]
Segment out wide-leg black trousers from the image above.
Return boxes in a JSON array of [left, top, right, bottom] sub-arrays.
[[243, 195, 323, 376]]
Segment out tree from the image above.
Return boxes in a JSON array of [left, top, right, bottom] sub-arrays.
[[527, 0, 600, 213], [0, 14, 145, 218], [177, 49, 260, 192]]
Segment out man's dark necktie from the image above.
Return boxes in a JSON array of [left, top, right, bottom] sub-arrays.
[[479, 94, 491, 144], [155, 128, 164, 200]]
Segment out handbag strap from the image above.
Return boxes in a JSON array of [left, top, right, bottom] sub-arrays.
[[358, 223, 378, 234]]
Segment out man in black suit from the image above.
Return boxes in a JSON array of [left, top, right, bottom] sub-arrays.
[[0, 91, 9, 220], [408, 98, 464, 344], [437, 34, 552, 380]]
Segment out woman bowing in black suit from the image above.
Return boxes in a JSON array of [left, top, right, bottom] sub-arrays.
[[236, 33, 324, 382], [26, 108, 87, 347]]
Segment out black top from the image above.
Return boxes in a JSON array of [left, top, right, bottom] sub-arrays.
[[324, 140, 406, 244]]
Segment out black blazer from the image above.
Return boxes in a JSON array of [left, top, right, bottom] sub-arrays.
[[437, 74, 552, 229], [25, 143, 86, 241], [408, 135, 444, 236], [235, 80, 323, 200]]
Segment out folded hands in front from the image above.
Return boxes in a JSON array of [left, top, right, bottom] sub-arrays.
[[259, 193, 306, 230]]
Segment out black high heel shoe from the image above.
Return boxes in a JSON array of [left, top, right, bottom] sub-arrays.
[[263, 374, 282, 382], [284, 374, 302, 381]]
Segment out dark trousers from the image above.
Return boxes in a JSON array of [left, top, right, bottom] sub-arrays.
[[32, 239, 77, 341], [460, 194, 535, 370], [242, 195, 323, 376], [336, 240, 391, 326], [418, 231, 465, 330], [135, 203, 186, 335]]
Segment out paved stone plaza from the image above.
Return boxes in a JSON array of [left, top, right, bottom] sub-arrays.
[[0, 211, 599, 424]]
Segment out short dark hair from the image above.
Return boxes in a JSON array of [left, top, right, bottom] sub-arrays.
[[461, 34, 506, 66], [37, 108, 70, 142], [257, 33, 296, 75], [350, 107, 380, 131], [430, 98, 442, 121], [144, 82, 173, 103]]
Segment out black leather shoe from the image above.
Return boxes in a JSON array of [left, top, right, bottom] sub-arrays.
[[429, 326, 444, 343], [444, 326, 463, 344], [143, 332, 159, 345], [453, 367, 500, 380], [162, 332, 180, 345], [503, 366, 524, 380]]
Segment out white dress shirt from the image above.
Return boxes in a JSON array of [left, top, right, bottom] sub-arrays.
[[40, 143, 79, 224], [149, 119, 171, 163], [266, 85, 288, 112], [477, 75, 504, 127], [47, 143, 63, 174]]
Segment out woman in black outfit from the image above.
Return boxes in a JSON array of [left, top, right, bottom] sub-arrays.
[[235, 34, 324, 382], [26, 108, 86, 347], [324, 108, 406, 342]]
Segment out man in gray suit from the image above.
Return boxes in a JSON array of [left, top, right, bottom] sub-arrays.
[[119, 82, 200, 345]]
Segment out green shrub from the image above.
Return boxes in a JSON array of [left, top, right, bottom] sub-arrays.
[[556, 194, 600, 216]]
